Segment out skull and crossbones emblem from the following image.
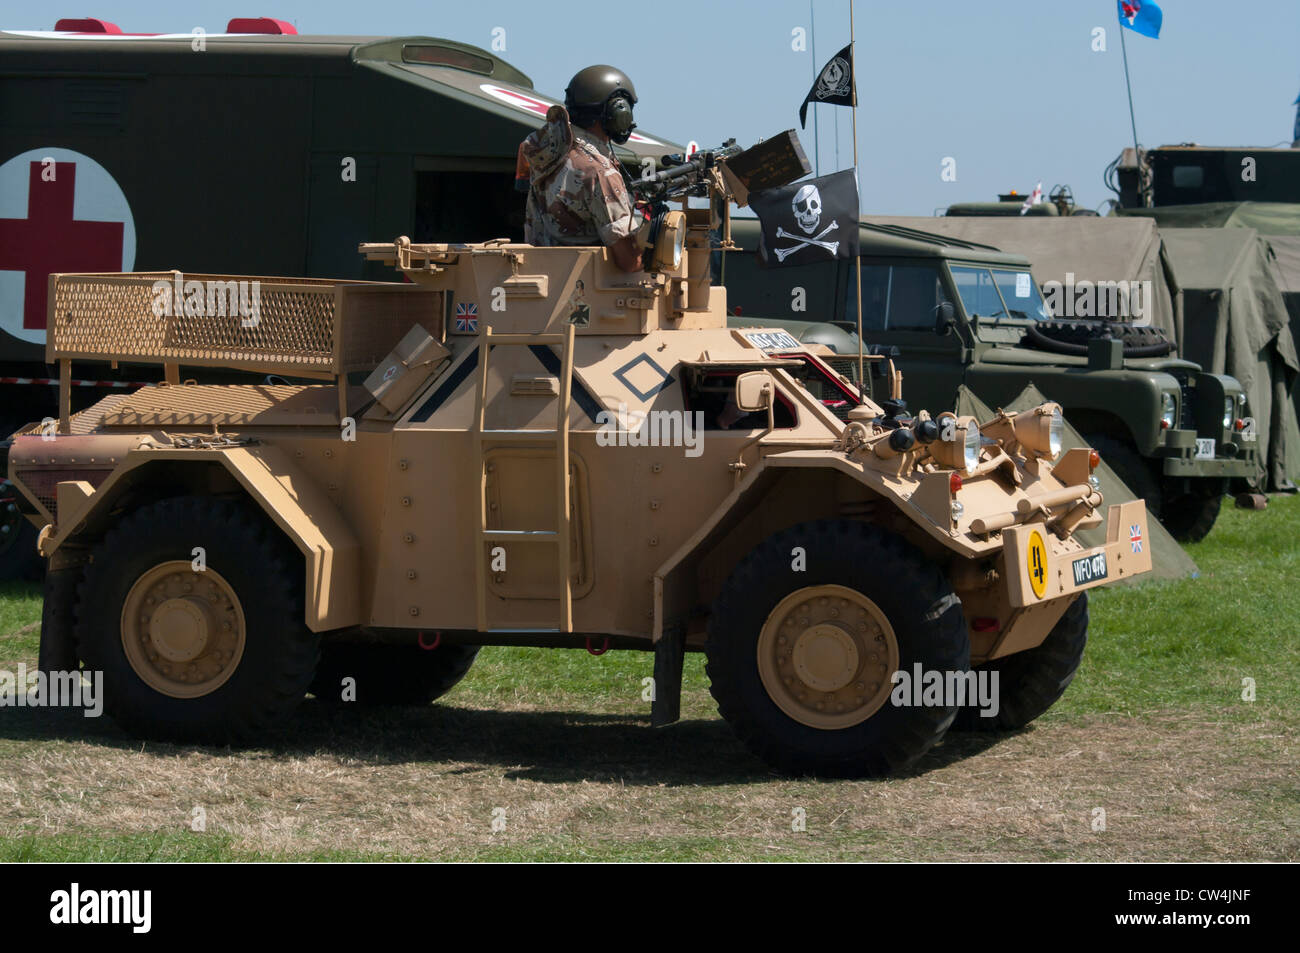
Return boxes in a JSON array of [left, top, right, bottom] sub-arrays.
[[774, 184, 839, 262]]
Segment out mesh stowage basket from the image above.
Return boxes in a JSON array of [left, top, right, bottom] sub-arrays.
[[49, 273, 340, 374]]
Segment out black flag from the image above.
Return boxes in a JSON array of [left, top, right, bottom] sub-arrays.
[[749, 169, 859, 268], [799, 43, 855, 129]]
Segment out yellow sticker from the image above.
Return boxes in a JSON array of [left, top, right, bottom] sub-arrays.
[[1027, 530, 1048, 600]]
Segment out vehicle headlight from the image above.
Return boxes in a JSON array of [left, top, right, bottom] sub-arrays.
[[931, 414, 981, 474], [1011, 401, 1064, 459], [1160, 392, 1177, 430], [1048, 405, 1063, 456], [1223, 397, 1234, 429]]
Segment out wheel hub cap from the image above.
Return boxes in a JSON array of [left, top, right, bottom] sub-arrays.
[[122, 562, 246, 699], [792, 623, 859, 692], [756, 584, 900, 730], [149, 597, 213, 661]]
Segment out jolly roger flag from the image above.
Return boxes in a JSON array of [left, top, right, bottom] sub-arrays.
[[749, 169, 859, 268], [799, 43, 855, 129]]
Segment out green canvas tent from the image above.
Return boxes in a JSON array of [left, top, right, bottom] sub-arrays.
[[1121, 200, 1300, 234], [1122, 202, 1300, 473], [864, 216, 1181, 343]]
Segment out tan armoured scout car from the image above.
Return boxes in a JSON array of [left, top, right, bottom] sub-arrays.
[[2, 155, 1153, 777]]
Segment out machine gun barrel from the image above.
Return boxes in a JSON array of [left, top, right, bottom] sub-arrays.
[[631, 139, 740, 198]]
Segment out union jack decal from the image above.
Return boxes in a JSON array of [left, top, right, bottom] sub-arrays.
[[455, 302, 478, 333], [1129, 524, 1143, 554]]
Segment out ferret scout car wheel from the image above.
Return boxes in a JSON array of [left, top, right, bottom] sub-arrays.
[[706, 520, 970, 778], [952, 593, 1088, 731], [75, 497, 318, 743]]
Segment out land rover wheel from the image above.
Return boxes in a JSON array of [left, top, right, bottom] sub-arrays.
[[1159, 484, 1224, 542], [952, 593, 1088, 731], [74, 496, 318, 743], [310, 643, 479, 706], [1085, 433, 1162, 517], [706, 520, 970, 777]]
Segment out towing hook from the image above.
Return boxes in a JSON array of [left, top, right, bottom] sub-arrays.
[[418, 631, 442, 651], [585, 636, 610, 656]]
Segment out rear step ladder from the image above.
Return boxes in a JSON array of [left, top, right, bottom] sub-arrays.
[[472, 325, 576, 634]]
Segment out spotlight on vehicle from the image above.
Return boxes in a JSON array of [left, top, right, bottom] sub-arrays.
[[649, 208, 686, 271], [930, 413, 981, 474], [1013, 402, 1064, 459]]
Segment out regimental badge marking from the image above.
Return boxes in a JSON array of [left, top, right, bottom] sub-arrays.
[[455, 302, 478, 333], [1027, 529, 1048, 600]]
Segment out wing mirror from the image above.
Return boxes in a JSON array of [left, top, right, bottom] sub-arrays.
[[934, 301, 956, 335], [735, 371, 774, 412]]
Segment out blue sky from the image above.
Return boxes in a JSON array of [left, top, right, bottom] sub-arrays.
[[6, 0, 1297, 214]]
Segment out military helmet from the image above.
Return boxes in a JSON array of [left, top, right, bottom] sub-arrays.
[[564, 64, 638, 144]]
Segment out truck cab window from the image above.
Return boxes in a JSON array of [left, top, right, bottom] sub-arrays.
[[853, 263, 951, 330]]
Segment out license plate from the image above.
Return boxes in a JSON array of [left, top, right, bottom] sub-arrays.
[[1071, 551, 1108, 586], [743, 329, 803, 351], [1195, 438, 1215, 460]]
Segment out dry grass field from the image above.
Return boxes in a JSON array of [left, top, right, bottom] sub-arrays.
[[1, 496, 1296, 861]]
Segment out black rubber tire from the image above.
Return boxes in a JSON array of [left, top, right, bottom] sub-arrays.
[[1159, 486, 1223, 542], [310, 642, 479, 706], [1, 412, 47, 582], [706, 520, 970, 778], [1085, 432, 1163, 518], [38, 564, 82, 674], [952, 593, 1089, 731], [0, 485, 44, 582], [74, 496, 318, 744]]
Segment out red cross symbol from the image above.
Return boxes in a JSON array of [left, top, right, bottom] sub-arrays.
[[0, 161, 125, 331]]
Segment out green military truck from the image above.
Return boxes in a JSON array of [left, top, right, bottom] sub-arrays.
[[1110, 143, 1300, 491], [723, 219, 1258, 540]]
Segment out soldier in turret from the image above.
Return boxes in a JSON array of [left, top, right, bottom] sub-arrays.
[[517, 65, 645, 272]]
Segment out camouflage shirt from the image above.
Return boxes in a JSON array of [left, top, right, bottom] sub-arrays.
[[520, 105, 638, 247]]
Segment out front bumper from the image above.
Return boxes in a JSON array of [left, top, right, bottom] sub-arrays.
[[1002, 499, 1153, 607], [1158, 428, 1257, 479]]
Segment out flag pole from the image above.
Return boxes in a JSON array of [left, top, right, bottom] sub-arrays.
[[850, 0, 865, 401], [810, 0, 820, 176], [1119, 20, 1141, 162]]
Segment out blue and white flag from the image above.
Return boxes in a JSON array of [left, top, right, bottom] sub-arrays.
[[1118, 0, 1162, 39]]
